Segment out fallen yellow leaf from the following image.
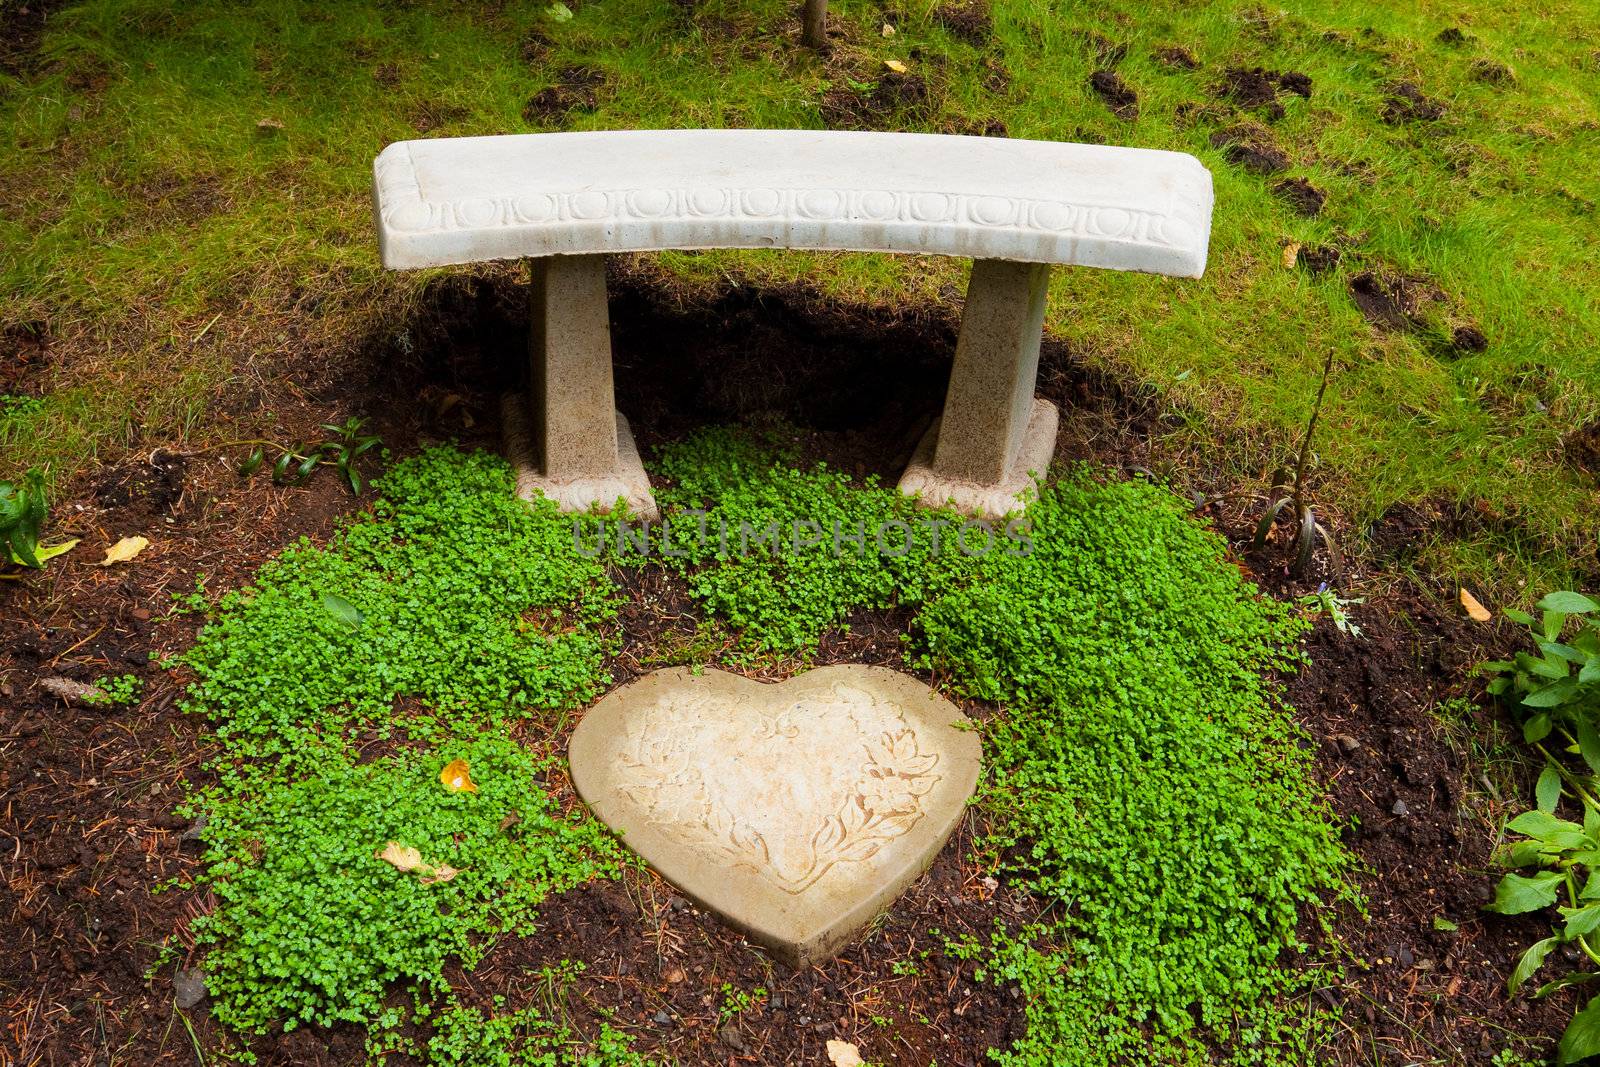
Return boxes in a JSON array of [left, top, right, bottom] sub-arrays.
[[440, 759, 478, 794], [884, 58, 908, 74], [98, 536, 149, 566], [1282, 242, 1301, 270], [827, 1040, 864, 1067], [375, 841, 461, 884], [1460, 588, 1492, 622], [881, 22, 895, 37]]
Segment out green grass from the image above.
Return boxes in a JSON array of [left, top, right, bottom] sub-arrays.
[[3, 0, 1599, 592], [5, 0, 1600, 593]]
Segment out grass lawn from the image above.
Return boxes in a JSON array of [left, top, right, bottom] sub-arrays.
[[3, 0, 1599, 595]]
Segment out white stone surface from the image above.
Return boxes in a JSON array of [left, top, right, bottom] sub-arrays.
[[568, 666, 981, 967], [374, 129, 1212, 276]]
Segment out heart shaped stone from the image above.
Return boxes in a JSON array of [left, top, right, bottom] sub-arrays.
[[568, 665, 981, 966]]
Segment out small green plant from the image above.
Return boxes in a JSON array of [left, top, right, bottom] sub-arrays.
[[1252, 347, 1339, 579], [427, 990, 649, 1066], [236, 417, 383, 494], [91, 673, 144, 706], [1298, 584, 1364, 638], [715, 983, 766, 1027], [1, 468, 76, 570]]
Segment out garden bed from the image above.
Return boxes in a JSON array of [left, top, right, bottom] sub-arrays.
[[0, 272, 1566, 1065]]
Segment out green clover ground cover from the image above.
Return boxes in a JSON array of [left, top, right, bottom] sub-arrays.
[[644, 429, 1353, 1064], [179, 436, 1349, 1064], [178, 447, 633, 1058]]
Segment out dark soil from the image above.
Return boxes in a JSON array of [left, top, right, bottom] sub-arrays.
[[1436, 26, 1472, 47], [820, 70, 932, 130], [1382, 81, 1445, 125], [1348, 271, 1442, 333], [934, 1, 990, 46], [1088, 70, 1138, 120], [1296, 243, 1343, 275], [1451, 324, 1490, 353], [1273, 176, 1327, 218], [1210, 123, 1291, 174], [0, 264, 1578, 1066], [1564, 421, 1600, 478], [1470, 58, 1516, 87], [1213, 67, 1312, 121], [0, 319, 51, 394], [1152, 44, 1199, 70], [522, 66, 606, 125]]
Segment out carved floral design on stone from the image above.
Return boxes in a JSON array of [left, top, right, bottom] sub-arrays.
[[616, 684, 942, 894], [567, 665, 981, 966]]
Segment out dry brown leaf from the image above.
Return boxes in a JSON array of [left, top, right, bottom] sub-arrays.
[[98, 536, 149, 566], [374, 841, 461, 884], [881, 22, 895, 37], [440, 758, 478, 794], [884, 58, 908, 73], [1460, 587, 1492, 622], [1282, 241, 1301, 269], [826, 1040, 864, 1067]]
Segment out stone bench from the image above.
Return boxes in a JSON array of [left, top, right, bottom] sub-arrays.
[[373, 129, 1213, 518]]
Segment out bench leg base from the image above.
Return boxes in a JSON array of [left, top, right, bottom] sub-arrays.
[[897, 397, 1057, 518], [502, 393, 659, 520]]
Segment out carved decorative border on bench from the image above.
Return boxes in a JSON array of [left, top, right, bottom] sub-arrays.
[[374, 144, 1206, 254]]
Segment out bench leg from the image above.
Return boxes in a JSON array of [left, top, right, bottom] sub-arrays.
[[502, 255, 659, 519], [897, 258, 1059, 518]]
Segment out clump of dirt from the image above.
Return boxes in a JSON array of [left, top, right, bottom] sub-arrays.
[[1209, 123, 1290, 174], [1471, 57, 1516, 86], [820, 71, 932, 130], [1089, 70, 1138, 120], [522, 66, 606, 125], [1152, 44, 1199, 70], [1272, 176, 1326, 218], [1, 320, 51, 394], [408, 100, 469, 133], [1382, 81, 1445, 124], [1295, 244, 1343, 275], [1435, 26, 1473, 47], [519, 26, 552, 63], [934, 1, 990, 45], [1451, 324, 1489, 353], [943, 115, 1008, 137], [1213, 66, 1311, 120], [1348, 271, 1443, 333], [1565, 422, 1600, 478], [372, 62, 401, 88], [93, 451, 189, 518]]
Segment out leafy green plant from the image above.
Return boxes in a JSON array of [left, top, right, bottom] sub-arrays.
[[91, 673, 143, 706], [428, 993, 647, 1066], [1486, 800, 1600, 1064], [1, 468, 75, 570], [1252, 347, 1339, 579], [1483, 590, 1600, 1063], [1484, 591, 1600, 754], [1298, 584, 1365, 638], [236, 417, 383, 494]]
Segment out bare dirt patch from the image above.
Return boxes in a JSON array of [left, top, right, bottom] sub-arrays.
[[1273, 176, 1327, 218], [1088, 70, 1138, 120], [1210, 122, 1291, 174]]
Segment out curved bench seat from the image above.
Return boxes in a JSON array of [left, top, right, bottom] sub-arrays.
[[374, 129, 1212, 277], [372, 130, 1213, 520]]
